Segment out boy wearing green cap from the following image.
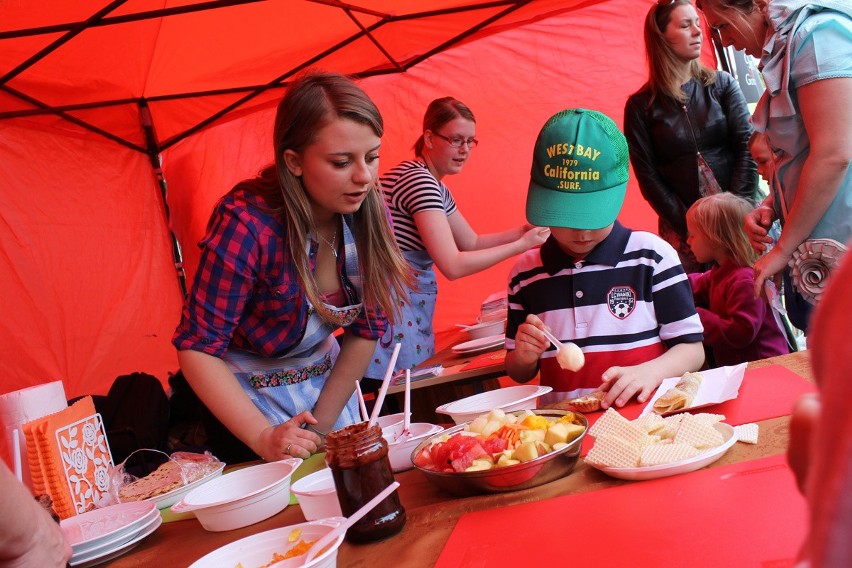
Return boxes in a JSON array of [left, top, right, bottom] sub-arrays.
[[505, 109, 705, 410]]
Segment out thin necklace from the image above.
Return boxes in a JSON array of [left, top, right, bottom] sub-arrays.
[[317, 228, 338, 258]]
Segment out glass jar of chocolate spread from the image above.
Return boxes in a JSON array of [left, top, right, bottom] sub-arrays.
[[324, 421, 406, 543]]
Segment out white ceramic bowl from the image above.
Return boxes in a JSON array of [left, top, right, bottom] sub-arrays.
[[188, 517, 345, 568], [290, 468, 342, 521], [170, 459, 301, 532], [387, 423, 444, 472], [463, 319, 507, 340], [435, 385, 553, 425]]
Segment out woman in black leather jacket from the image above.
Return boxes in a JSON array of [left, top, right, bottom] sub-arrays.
[[624, 0, 758, 272]]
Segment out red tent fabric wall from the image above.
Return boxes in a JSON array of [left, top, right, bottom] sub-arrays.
[[163, 0, 695, 348], [0, 119, 185, 398], [1, 0, 717, 433]]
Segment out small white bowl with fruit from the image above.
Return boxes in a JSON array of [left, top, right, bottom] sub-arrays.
[[411, 408, 587, 495]]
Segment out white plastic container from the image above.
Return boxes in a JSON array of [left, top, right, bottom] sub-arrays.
[[375, 412, 407, 441], [188, 517, 345, 568], [170, 459, 301, 532], [435, 385, 553, 425], [290, 468, 342, 521], [387, 423, 444, 472]]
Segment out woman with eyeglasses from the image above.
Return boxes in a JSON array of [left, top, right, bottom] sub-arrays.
[[364, 96, 550, 386], [697, 0, 852, 335], [624, 0, 759, 274]]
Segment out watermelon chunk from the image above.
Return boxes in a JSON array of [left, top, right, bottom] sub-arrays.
[[482, 436, 509, 455]]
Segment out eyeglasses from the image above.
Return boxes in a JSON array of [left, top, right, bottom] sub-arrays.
[[432, 132, 479, 149]]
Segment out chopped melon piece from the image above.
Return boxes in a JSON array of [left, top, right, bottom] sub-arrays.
[[481, 420, 503, 437], [519, 429, 545, 444], [496, 454, 521, 467], [465, 458, 494, 472], [468, 416, 488, 434], [487, 408, 506, 422], [512, 441, 539, 462], [544, 421, 585, 446]]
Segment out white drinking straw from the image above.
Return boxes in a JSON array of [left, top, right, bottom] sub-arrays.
[[402, 369, 411, 437], [12, 428, 22, 482], [368, 342, 401, 427], [355, 380, 369, 422]]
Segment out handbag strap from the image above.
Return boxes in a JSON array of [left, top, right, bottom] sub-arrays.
[[771, 168, 790, 221]]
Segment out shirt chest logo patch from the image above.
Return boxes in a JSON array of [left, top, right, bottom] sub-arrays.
[[607, 286, 636, 319]]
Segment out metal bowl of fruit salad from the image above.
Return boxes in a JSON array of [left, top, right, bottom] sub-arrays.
[[411, 408, 587, 496]]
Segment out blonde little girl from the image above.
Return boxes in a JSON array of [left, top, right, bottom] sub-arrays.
[[686, 192, 789, 366]]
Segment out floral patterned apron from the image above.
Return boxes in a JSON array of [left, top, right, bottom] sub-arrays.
[[365, 249, 436, 379], [221, 222, 363, 430]]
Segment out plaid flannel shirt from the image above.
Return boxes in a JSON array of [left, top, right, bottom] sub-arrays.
[[173, 187, 386, 358]]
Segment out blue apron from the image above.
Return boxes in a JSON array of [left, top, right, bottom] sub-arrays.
[[222, 223, 363, 430], [365, 250, 437, 380]]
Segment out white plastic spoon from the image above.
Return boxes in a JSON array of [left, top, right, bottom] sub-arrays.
[[302, 481, 401, 564], [540, 327, 585, 372]]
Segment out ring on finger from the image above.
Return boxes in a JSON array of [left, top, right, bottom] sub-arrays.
[[285, 443, 293, 456]]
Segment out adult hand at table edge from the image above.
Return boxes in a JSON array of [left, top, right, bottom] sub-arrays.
[[255, 411, 322, 462], [787, 392, 822, 494]]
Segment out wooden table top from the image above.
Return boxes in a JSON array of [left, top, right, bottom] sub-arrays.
[[104, 350, 812, 568]]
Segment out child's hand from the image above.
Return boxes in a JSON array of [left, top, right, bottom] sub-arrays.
[[599, 365, 660, 409], [506, 314, 564, 383], [512, 314, 551, 365]]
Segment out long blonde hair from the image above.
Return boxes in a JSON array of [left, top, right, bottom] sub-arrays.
[[239, 72, 413, 324], [643, 0, 716, 105], [687, 192, 758, 267]]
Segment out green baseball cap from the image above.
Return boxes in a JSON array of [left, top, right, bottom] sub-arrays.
[[526, 108, 629, 230]]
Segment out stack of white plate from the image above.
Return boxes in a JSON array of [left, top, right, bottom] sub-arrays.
[[451, 334, 505, 355], [61, 500, 161, 567]]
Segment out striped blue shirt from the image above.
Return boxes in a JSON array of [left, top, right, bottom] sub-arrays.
[[506, 222, 704, 399]]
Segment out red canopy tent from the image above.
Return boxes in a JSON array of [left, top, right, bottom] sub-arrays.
[[0, 0, 717, 408]]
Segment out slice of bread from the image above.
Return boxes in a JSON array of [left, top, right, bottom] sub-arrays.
[[118, 460, 184, 501], [118, 454, 213, 502]]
